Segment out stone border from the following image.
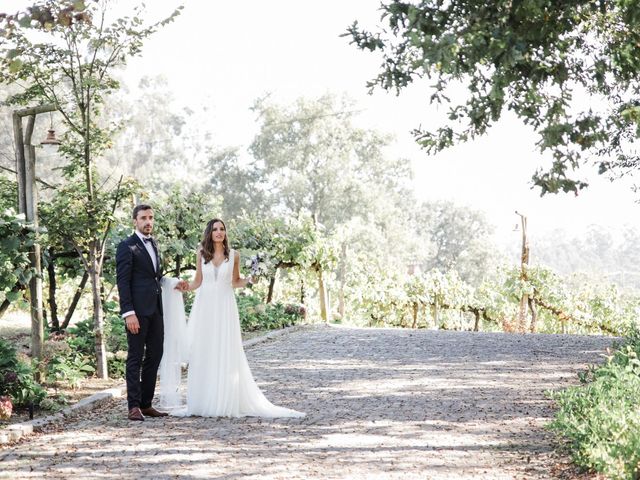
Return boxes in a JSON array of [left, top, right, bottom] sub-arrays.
[[0, 386, 126, 445], [0, 324, 306, 445], [243, 323, 305, 348]]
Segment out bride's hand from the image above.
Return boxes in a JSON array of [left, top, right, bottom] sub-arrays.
[[174, 280, 189, 292]]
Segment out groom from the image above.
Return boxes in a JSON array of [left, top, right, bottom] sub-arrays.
[[116, 204, 168, 421]]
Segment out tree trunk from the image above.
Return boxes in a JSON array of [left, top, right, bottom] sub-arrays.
[[61, 271, 89, 330], [266, 269, 277, 304], [318, 267, 328, 322], [89, 246, 108, 379], [528, 297, 538, 333], [411, 302, 419, 329], [300, 278, 305, 305], [0, 283, 22, 319], [0, 299, 10, 319], [47, 252, 59, 331], [175, 255, 182, 277], [338, 243, 347, 319], [473, 310, 481, 332], [518, 293, 529, 333], [432, 300, 440, 328]]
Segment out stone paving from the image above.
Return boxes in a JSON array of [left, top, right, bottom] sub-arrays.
[[0, 325, 615, 479]]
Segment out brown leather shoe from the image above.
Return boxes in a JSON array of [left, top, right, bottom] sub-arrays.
[[128, 407, 144, 421], [140, 407, 168, 417]]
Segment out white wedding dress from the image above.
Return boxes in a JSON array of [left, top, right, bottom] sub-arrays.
[[158, 250, 304, 418]]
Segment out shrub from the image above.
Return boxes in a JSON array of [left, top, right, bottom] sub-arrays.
[[46, 352, 95, 389], [65, 302, 128, 380], [66, 318, 95, 358], [0, 338, 46, 408], [237, 292, 304, 332], [0, 396, 12, 420], [548, 330, 640, 479]]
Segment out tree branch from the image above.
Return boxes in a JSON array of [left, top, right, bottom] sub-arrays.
[[98, 174, 123, 269]]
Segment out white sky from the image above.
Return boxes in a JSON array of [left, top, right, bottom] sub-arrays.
[[7, 0, 640, 244]]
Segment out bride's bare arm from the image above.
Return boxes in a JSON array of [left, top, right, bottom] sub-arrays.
[[232, 251, 253, 289], [185, 250, 203, 291]]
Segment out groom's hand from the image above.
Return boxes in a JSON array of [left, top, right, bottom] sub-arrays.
[[175, 280, 189, 292], [125, 314, 140, 334]]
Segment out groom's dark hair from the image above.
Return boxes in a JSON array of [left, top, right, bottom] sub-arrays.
[[132, 204, 153, 219]]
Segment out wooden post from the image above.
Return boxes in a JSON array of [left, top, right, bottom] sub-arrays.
[[25, 118, 44, 361], [13, 104, 57, 361], [432, 300, 440, 328], [515, 211, 530, 333], [13, 112, 26, 213]]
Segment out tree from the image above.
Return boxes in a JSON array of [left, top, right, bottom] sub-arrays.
[[153, 184, 222, 277], [0, 0, 181, 377], [206, 147, 270, 220], [0, 175, 37, 318], [0, 1, 92, 44], [103, 75, 211, 191], [0, 103, 17, 173], [231, 214, 330, 307], [347, 1, 640, 194], [413, 200, 496, 285], [250, 94, 413, 320], [249, 94, 412, 229]]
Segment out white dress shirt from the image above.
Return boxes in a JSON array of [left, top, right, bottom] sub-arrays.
[[122, 230, 158, 319], [136, 230, 158, 272]]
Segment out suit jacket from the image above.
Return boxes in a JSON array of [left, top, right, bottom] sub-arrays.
[[116, 233, 163, 317]]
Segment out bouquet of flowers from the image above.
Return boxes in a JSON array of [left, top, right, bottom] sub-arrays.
[[246, 253, 273, 279]]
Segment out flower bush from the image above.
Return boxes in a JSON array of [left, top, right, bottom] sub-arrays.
[[0, 338, 46, 408], [0, 396, 13, 420]]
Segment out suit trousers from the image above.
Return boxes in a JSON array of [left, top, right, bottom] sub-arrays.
[[125, 307, 164, 410]]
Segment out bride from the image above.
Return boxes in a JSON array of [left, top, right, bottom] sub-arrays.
[[159, 218, 304, 418]]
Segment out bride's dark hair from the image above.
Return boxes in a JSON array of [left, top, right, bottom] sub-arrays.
[[201, 218, 229, 264]]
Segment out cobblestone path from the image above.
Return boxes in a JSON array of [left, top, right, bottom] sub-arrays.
[[0, 325, 615, 479]]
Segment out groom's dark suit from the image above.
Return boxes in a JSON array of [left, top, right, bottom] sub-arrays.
[[116, 232, 164, 411]]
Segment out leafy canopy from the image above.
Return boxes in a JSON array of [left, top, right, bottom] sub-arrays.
[[347, 0, 640, 194]]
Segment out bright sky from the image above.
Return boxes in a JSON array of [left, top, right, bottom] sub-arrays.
[[7, 0, 640, 244]]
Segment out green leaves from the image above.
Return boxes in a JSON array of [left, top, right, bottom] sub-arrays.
[[0, 207, 37, 305], [18, 15, 32, 28], [0, 338, 46, 406], [549, 331, 640, 478], [348, 0, 640, 194], [231, 213, 328, 273], [249, 94, 412, 230], [153, 184, 221, 275], [8, 58, 23, 73]]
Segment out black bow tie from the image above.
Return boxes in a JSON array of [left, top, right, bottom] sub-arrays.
[[143, 237, 153, 243]]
